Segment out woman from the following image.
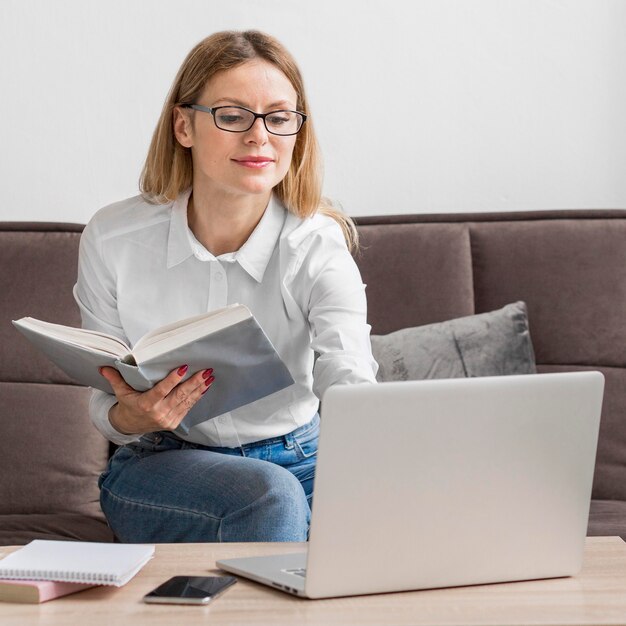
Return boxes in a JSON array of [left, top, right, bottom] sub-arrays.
[[75, 30, 378, 543]]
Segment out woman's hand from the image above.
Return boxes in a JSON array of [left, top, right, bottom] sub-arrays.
[[99, 365, 215, 435]]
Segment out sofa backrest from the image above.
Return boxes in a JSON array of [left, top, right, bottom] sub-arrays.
[[0, 222, 112, 544], [1, 210, 625, 545], [355, 209, 626, 502]]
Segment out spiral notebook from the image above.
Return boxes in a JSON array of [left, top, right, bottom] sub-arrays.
[[0, 540, 155, 587]]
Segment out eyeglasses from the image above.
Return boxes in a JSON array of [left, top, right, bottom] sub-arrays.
[[181, 104, 307, 136]]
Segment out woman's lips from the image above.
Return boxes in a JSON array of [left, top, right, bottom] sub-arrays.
[[232, 157, 274, 169]]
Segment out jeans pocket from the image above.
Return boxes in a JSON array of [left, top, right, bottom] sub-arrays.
[[127, 436, 156, 458], [128, 431, 177, 457], [293, 422, 319, 460]]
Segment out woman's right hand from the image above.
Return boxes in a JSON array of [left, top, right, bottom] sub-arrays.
[[99, 365, 215, 435]]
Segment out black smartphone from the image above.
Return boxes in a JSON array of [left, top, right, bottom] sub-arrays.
[[143, 575, 237, 605]]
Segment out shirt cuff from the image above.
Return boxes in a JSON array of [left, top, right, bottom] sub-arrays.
[[313, 353, 378, 401], [89, 389, 143, 446]]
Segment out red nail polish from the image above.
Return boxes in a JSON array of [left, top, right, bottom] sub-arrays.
[[202, 368, 214, 379], [177, 365, 189, 376], [204, 376, 215, 386]]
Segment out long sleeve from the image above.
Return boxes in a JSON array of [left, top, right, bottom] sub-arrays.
[[73, 217, 143, 445], [290, 221, 378, 402]]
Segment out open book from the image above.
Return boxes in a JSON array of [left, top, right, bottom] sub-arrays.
[[13, 304, 294, 432]]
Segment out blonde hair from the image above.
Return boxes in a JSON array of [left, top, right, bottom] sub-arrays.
[[140, 30, 358, 251]]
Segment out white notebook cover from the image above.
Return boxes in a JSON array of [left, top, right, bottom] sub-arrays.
[[0, 541, 155, 587]]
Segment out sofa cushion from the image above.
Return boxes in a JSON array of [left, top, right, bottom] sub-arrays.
[[588, 500, 626, 540], [357, 223, 475, 334], [0, 227, 82, 384], [0, 382, 113, 544], [468, 218, 626, 367], [537, 364, 626, 503], [0, 514, 113, 545], [371, 301, 536, 382], [0, 224, 113, 545]]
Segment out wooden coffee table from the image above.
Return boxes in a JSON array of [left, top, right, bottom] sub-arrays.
[[1, 537, 626, 625]]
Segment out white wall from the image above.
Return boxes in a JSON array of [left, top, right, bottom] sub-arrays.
[[1, 0, 625, 222]]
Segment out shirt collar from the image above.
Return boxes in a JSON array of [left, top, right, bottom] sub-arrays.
[[235, 194, 286, 283], [166, 189, 286, 283]]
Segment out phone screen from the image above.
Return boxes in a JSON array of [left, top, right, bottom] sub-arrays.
[[143, 575, 237, 605]]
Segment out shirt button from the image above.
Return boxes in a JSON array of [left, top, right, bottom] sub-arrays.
[[219, 416, 227, 424], [214, 273, 223, 282]]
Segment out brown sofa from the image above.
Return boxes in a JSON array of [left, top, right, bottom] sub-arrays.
[[1, 209, 625, 545]]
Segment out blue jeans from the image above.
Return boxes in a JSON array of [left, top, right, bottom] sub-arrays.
[[98, 414, 319, 543]]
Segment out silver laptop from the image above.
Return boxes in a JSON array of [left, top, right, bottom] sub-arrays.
[[217, 371, 604, 599]]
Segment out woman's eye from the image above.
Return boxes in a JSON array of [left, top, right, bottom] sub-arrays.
[[218, 114, 244, 124], [267, 114, 290, 125]]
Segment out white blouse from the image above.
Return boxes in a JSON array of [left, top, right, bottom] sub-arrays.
[[73, 189, 378, 447]]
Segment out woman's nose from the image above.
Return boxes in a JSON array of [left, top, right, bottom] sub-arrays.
[[244, 117, 269, 145]]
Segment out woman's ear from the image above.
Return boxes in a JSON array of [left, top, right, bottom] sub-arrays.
[[173, 107, 194, 148]]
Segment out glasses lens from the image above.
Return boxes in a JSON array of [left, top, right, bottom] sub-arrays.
[[214, 107, 255, 132], [213, 107, 304, 135], [264, 111, 303, 135]]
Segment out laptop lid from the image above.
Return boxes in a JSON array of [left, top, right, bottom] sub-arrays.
[[303, 371, 603, 598]]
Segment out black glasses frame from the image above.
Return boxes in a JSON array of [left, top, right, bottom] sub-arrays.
[[181, 104, 307, 136]]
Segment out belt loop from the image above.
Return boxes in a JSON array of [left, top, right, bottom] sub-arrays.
[[283, 433, 295, 450]]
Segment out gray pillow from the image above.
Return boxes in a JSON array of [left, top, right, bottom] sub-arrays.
[[371, 301, 536, 383]]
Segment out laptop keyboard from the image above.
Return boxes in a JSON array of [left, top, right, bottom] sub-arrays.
[[284, 568, 306, 578]]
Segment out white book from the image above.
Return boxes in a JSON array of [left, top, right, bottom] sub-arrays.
[[0, 540, 155, 587], [12, 303, 294, 433]]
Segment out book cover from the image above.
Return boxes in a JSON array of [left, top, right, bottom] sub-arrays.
[[0, 579, 95, 603]]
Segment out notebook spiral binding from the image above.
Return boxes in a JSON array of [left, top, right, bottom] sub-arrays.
[[3, 569, 117, 584]]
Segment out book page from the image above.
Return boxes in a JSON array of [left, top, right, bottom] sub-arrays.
[[133, 303, 251, 363], [15, 318, 130, 357]]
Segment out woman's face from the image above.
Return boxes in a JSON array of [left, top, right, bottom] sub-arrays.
[[174, 60, 299, 200]]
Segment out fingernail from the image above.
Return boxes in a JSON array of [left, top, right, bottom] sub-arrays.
[[201, 381, 213, 394], [177, 365, 189, 376], [204, 375, 215, 387], [202, 368, 214, 379]]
